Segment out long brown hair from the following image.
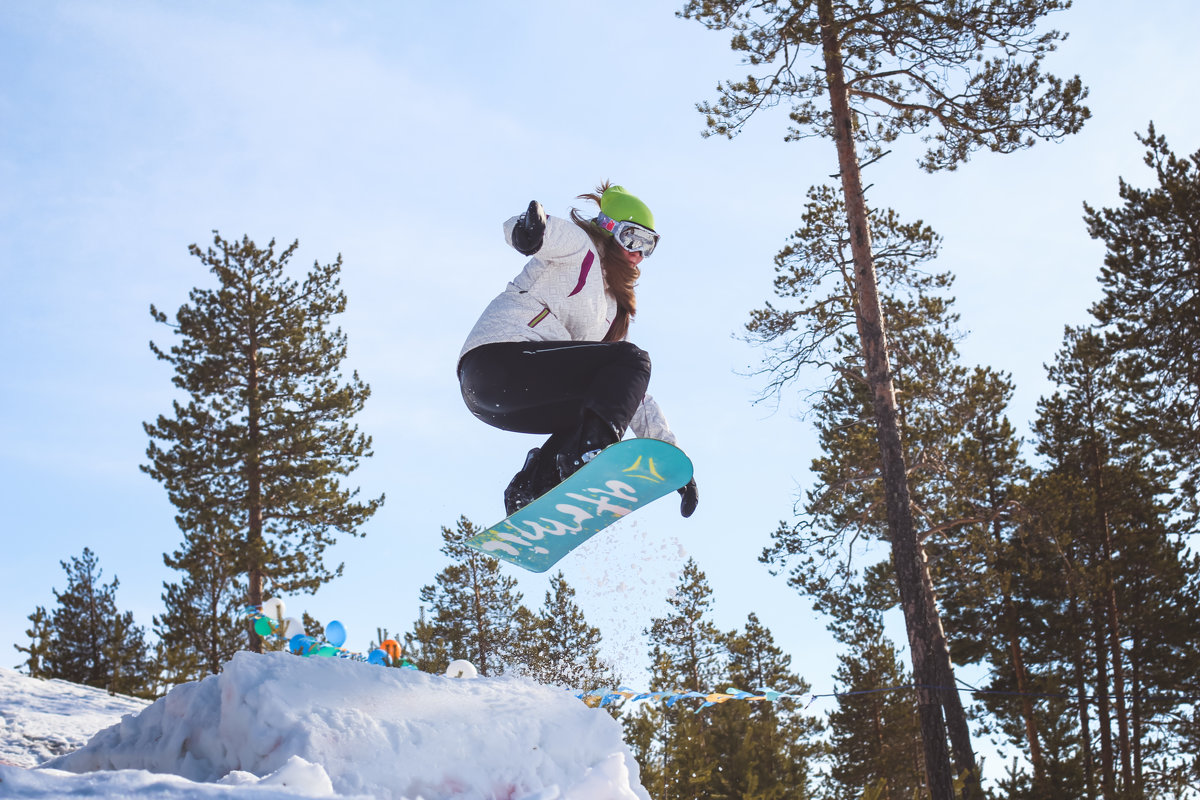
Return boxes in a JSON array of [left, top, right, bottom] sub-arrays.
[[570, 181, 640, 342]]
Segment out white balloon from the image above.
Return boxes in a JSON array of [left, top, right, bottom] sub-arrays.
[[261, 597, 286, 619], [445, 659, 478, 679], [280, 617, 305, 638]]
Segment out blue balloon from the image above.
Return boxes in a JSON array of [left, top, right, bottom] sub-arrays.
[[368, 649, 387, 665], [289, 634, 313, 655], [325, 620, 347, 648]]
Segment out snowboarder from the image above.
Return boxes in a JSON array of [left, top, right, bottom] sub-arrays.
[[458, 183, 699, 518]]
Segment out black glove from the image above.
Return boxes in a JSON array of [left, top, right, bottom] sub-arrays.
[[678, 478, 699, 518], [512, 200, 547, 255]]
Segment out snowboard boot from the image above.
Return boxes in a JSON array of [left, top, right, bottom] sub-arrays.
[[503, 447, 542, 516], [555, 412, 621, 482], [504, 440, 571, 515]]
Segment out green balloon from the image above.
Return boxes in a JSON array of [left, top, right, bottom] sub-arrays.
[[253, 616, 273, 637]]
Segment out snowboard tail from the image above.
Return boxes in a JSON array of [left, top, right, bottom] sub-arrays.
[[465, 438, 692, 572]]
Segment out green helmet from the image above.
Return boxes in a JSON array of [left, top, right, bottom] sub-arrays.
[[600, 185, 655, 232]]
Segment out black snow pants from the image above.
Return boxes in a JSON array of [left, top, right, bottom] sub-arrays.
[[457, 340, 651, 436]]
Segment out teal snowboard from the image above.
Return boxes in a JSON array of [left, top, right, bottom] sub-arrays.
[[465, 438, 693, 572]]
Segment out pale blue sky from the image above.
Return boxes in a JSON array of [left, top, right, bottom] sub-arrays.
[[2, 0, 1197, 737]]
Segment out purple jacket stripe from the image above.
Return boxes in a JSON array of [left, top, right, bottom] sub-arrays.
[[567, 251, 595, 297]]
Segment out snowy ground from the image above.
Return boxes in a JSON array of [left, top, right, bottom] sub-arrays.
[[0, 666, 151, 769], [0, 653, 650, 799]]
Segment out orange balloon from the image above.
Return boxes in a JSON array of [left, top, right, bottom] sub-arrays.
[[381, 639, 402, 660]]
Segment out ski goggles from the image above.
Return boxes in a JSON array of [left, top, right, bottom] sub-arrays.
[[596, 212, 659, 257]]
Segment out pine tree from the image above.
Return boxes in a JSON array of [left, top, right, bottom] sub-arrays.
[[1038, 328, 1134, 796], [519, 572, 621, 692], [756, 188, 1022, 795], [1086, 125, 1200, 496], [406, 517, 532, 676], [22, 549, 153, 697], [1018, 326, 1200, 798], [626, 560, 823, 800], [826, 602, 925, 800], [404, 605, 440, 672], [682, 4, 1089, 795], [153, 522, 244, 685], [143, 232, 383, 652], [13, 605, 52, 677], [921, 367, 1051, 790], [710, 613, 823, 799], [1116, 497, 1200, 798], [626, 558, 727, 799], [1079, 131, 1200, 792]]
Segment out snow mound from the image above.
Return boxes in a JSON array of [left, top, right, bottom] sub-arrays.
[[43, 651, 649, 800], [4, 756, 343, 798], [0, 667, 149, 768]]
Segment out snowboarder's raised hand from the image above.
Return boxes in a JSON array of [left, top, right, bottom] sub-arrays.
[[678, 478, 698, 518], [512, 200, 547, 255]]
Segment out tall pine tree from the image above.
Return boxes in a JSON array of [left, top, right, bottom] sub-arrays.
[[682, 3, 1088, 794], [756, 189, 1023, 795], [144, 232, 383, 653], [1081, 130, 1200, 793], [1017, 327, 1200, 798]]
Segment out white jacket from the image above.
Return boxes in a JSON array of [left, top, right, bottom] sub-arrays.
[[460, 214, 677, 445]]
